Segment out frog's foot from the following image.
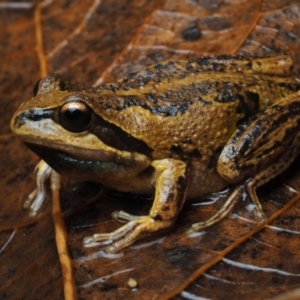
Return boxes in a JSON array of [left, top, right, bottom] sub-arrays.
[[83, 216, 172, 253], [23, 160, 52, 217], [188, 181, 269, 235], [252, 207, 267, 223], [244, 179, 267, 223], [188, 185, 243, 234], [112, 210, 144, 222]]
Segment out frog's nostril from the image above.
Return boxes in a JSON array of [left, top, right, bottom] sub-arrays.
[[11, 114, 24, 129]]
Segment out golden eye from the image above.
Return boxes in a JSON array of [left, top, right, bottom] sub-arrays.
[[59, 101, 93, 132]]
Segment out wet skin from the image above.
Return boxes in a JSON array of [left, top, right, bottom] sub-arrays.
[[11, 55, 300, 253]]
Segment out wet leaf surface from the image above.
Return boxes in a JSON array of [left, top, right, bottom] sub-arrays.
[[1, 1, 300, 299]]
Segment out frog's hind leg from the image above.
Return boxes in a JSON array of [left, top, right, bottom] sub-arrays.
[[190, 123, 300, 234], [191, 91, 300, 233]]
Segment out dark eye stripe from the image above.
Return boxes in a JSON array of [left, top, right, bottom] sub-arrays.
[[90, 114, 153, 156]]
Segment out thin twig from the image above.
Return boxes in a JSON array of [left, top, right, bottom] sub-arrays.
[[51, 171, 77, 300], [34, 2, 48, 77]]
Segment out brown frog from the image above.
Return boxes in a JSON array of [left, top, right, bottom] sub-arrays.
[[10, 55, 300, 253]]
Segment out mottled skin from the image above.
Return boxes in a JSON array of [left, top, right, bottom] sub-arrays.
[[11, 55, 300, 253]]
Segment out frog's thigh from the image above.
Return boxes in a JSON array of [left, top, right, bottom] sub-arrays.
[[84, 159, 188, 253], [245, 131, 300, 220]]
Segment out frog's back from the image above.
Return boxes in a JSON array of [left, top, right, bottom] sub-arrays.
[[92, 56, 298, 147], [94, 55, 299, 118], [117, 55, 295, 87]]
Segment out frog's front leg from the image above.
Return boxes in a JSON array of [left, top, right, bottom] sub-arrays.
[[191, 91, 300, 232], [23, 160, 52, 217], [83, 159, 188, 253]]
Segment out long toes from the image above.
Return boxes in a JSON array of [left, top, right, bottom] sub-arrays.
[[105, 233, 138, 253], [83, 216, 170, 253], [83, 222, 135, 244], [23, 189, 37, 209], [105, 221, 149, 253]]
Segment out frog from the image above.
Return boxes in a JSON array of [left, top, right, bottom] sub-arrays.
[[10, 55, 300, 253]]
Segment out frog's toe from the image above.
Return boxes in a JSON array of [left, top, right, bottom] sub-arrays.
[[252, 206, 267, 223], [188, 220, 213, 234], [104, 226, 143, 254], [23, 189, 37, 209], [188, 186, 243, 234], [28, 189, 47, 216], [104, 231, 141, 254], [112, 210, 144, 222]]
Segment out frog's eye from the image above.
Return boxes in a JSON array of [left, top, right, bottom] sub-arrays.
[[59, 101, 93, 132], [33, 78, 43, 97]]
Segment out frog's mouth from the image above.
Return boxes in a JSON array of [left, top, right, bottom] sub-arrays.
[[21, 132, 119, 162], [24, 142, 126, 180]]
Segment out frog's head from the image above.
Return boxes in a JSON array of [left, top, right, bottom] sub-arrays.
[[10, 74, 151, 180], [12, 73, 98, 136]]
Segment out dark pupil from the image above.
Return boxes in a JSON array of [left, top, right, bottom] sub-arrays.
[[66, 107, 83, 120], [60, 102, 93, 132]]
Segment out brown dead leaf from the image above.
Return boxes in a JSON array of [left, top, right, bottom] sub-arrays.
[[1, 1, 300, 299]]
